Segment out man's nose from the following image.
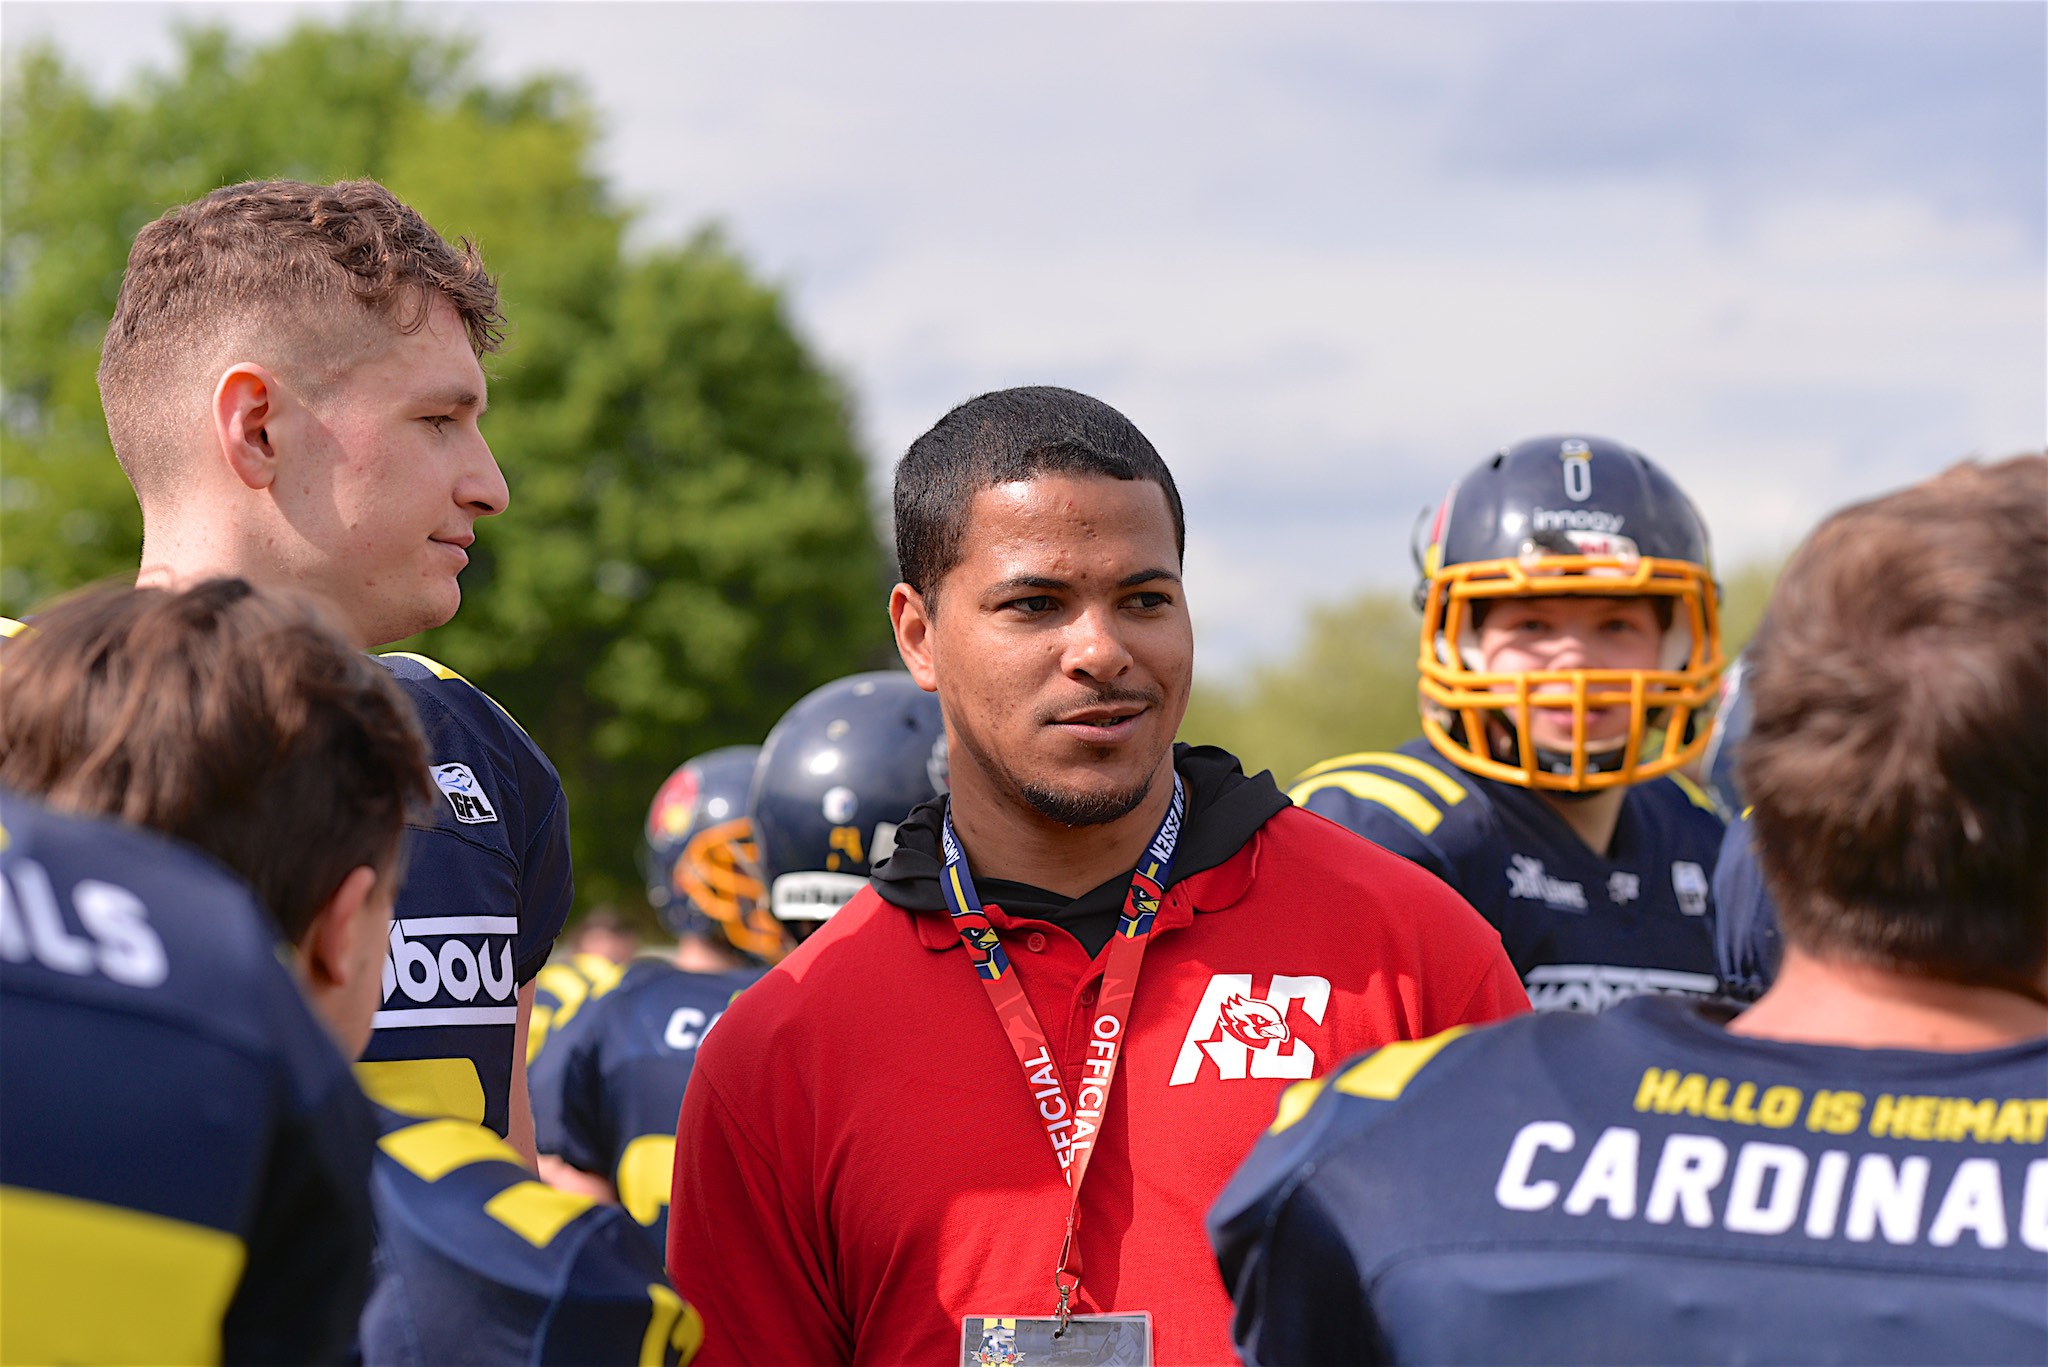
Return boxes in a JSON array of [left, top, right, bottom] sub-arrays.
[[461, 434, 510, 518], [1064, 604, 1134, 682]]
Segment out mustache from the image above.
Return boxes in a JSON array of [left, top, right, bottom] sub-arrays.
[[1036, 685, 1162, 725]]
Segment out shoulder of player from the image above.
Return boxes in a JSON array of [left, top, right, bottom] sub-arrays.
[[1626, 772, 1726, 835], [373, 1114, 649, 1289], [0, 795, 337, 1060], [375, 651, 559, 777], [1211, 1021, 1512, 1246], [1286, 744, 1498, 847]]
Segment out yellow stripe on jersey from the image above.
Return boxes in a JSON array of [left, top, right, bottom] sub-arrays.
[[534, 954, 624, 1036], [1669, 770, 1718, 813], [616, 1134, 678, 1226], [1, 1183, 245, 1365], [572, 952, 627, 997], [378, 650, 535, 741], [1267, 1076, 1329, 1135], [484, 1180, 595, 1248], [526, 1004, 559, 1064], [641, 1284, 706, 1367], [0, 616, 28, 639], [356, 1058, 488, 1125], [379, 1117, 523, 1180], [380, 650, 466, 683], [1335, 1026, 1474, 1101], [1291, 751, 1469, 806], [1288, 771, 1449, 835]]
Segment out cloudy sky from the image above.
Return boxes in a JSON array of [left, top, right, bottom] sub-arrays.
[[8, 1, 2043, 672]]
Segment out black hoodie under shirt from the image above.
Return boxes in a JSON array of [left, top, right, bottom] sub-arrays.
[[870, 743, 1290, 958]]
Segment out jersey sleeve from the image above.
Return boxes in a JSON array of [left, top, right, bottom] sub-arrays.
[[515, 780, 573, 984], [1210, 1031, 1476, 1367], [365, 1113, 701, 1366], [529, 991, 611, 1178], [1711, 814, 1782, 1003], [669, 1051, 850, 1365]]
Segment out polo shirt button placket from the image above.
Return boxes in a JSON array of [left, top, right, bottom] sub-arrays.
[[1026, 932, 1047, 952]]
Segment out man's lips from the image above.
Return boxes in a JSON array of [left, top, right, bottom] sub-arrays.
[[1043, 695, 1157, 741], [431, 535, 474, 567]]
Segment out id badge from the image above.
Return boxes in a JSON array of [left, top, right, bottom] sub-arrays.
[[961, 1313, 1153, 1366]]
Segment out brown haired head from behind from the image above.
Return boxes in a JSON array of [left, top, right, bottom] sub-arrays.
[[102, 180, 511, 650], [1739, 454, 2048, 1005], [0, 579, 435, 1054]]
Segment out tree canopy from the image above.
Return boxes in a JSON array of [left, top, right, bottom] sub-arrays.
[[1, 15, 893, 919]]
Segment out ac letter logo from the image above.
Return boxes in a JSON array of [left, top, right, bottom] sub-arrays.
[[1169, 974, 1329, 1085], [433, 763, 499, 825]]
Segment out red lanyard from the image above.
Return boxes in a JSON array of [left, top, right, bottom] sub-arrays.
[[939, 774, 1186, 1328]]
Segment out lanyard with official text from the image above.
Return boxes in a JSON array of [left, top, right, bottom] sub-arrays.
[[938, 773, 1186, 1331]]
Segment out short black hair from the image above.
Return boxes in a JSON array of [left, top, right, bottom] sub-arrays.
[[893, 386, 1185, 604]]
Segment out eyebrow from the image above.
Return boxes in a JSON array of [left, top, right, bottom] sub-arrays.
[[987, 567, 1182, 596], [419, 387, 487, 417]]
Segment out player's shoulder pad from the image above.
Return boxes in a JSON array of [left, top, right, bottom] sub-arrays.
[[1287, 747, 1480, 839], [1211, 1024, 1487, 1242], [376, 651, 537, 745]]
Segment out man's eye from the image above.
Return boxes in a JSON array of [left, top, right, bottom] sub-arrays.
[[422, 415, 455, 431], [1127, 592, 1172, 610], [1006, 596, 1057, 614]]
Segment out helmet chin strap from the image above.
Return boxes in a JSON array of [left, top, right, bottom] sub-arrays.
[[1484, 716, 1629, 795]]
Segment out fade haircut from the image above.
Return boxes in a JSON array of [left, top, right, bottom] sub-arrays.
[[97, 178, 504, 503], [1739, 454, 2048, 993], [0, 579, 434, 943], [893, 386, 1185, 607]]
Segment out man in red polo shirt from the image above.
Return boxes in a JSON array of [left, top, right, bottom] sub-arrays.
[[668, 386, 1528, 1365]]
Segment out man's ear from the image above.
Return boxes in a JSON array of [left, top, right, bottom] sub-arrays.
[[299, 864, 382, 991], [212, 364, 283, 491], [890, 582, 939, 692]]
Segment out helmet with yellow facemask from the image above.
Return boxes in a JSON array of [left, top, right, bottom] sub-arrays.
[[1414, 435, 1725, 792]]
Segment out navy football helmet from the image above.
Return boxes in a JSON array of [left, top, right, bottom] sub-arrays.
[[639, 745, 784, 963], [1413, 435, 1725, 791], [748, 672, 947, 936]]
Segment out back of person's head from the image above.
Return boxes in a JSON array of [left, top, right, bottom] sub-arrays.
[[1739, 454, 2048, 992], [97, 178, 504, 505], [0, 579, 432, 942], [892, 386, 1184, 607]]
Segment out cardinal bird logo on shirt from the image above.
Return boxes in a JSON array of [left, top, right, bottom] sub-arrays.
[[1217, 993, 1292, 1049]]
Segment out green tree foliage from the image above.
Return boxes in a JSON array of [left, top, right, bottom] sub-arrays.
[[1180, 559, 1784, 788], [1, 15, 892, 917]]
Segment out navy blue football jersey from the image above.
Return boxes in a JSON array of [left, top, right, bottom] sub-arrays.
[[0, 789, 376, 1365], [1714, 811, 1782, 1003], [1212, 998, 2048, 1366], [530, 958, 762, 1252], [1291, 740, 1725, 1010], [359, 653, 573, 1137], [361, 1106, 702, 1365], [526, 951, 627, 1067]]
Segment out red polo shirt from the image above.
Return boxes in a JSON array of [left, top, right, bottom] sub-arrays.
[[669, 795, 1527, 1365]]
